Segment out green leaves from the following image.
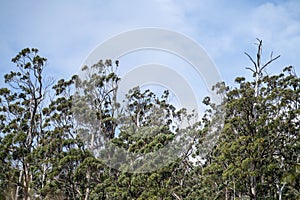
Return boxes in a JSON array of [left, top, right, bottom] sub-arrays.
[[1, 43, 299, 199], [201, 49, 299, 198]]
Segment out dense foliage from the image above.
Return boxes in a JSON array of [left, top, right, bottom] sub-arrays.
[[0, 43, 299, 199]]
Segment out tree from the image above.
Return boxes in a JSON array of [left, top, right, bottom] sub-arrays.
[[107, 87, 191, 199], [0, 49, 102, 199], [201, 40, 299, 199], [1, 42, 298, 199], [73, 60, 200, 199], [0, 48, 51, 199]]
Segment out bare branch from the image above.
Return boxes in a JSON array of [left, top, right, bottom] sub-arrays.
[[172, 192, 182, 200], [261, 55, 280, 71], [256, 39, 262, 68], [270, 51, 273, 60], [244, 52, 257, 69], [245, 67, 256, 74], [256, 38, 262, 45]]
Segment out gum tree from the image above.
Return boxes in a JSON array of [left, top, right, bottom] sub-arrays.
[[201, 40, 299, 199], [0, 48, 50, 199]]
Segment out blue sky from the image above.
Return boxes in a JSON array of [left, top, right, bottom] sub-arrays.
[[0, 0, 299, 87]]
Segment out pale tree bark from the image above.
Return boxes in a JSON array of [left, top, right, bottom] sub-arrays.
[[84, 171, 90, 200], [15, 170, 23, 200], [277, 182, 286, 200], [245, 39, 280, 199]]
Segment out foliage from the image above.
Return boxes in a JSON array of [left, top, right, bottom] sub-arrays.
[[0, 41, 299, 199]]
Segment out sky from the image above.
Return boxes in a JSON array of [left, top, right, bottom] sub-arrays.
[[0, 0, 299, 89]]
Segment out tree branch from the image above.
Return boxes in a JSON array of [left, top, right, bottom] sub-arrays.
[[261, 55, 280, 71], [244, 52, 257, 69], [172, 192, 182, 200]]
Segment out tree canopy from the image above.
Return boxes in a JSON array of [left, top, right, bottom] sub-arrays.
[[0, 42, 299, 200]]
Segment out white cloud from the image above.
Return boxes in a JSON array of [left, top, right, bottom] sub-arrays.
[[0, 0, 299, 84], [1, 0, 194, 78], [171, 0, 300, 82]]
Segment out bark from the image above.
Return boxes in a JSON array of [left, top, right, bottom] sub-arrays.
[[15, 170, 23, 200], [277, 182, 286, 200], [84, 170, 91, 200]]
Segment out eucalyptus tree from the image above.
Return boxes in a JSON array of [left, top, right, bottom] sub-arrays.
[[201, 40, 299, 199], [0, 48, 51, 199]]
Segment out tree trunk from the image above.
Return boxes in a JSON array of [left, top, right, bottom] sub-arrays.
[[84, 170, 91, 200], [15, 170, 23, 200], [250, 176, 257, 200], [23, 163, 31, 200], [277, 183, 286, 200], [225, 186, 229, 200]]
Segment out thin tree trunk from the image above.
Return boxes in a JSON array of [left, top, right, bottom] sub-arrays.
[[15, 170, 23, 200], [23, 163, 31, 200], [250, 176, 257, 200], [277, 183, 286, 200], [225, 186, 229, 200], [84, 170, 91, 200]]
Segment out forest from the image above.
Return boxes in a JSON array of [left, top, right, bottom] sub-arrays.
[[0, 41, 299, 200]]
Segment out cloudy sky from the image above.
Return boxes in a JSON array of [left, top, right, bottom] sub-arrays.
[[1, 0, 299, 88]]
